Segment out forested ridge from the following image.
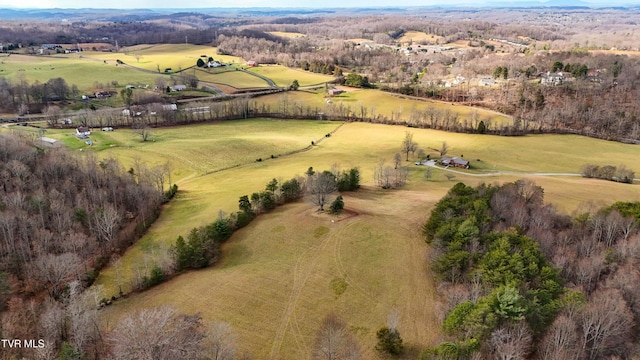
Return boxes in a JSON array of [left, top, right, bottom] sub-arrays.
[[0, 133, 165, 359], [422, 180, 640, 359]]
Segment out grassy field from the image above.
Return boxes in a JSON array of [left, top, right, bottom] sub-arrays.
[[268, 31, 306, 38], [247, 65, 334, 87], [91, 119, 341, 180], [93, 119, 640, 359], [398, 31, 444, 45], [85, 44, 245, 73], [0, 54, 160, 92], [195, 68, 271, 89], [255, 88, 513, 126]]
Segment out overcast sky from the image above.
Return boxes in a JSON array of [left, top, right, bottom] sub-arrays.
[[0, 0, 611, 9]]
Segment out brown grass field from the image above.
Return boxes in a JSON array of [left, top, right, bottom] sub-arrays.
[[398, 31, 444, 45], [94, 119, 640, 359], [256, 88, 513, 126]]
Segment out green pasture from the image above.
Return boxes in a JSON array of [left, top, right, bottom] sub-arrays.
[[195, 69, 271, 89], [93, 119, 640, 359], [0, 54, 161, 92], [86, 44, 245, 73], [247, 65, 334, 87], [91, 118, 341, 182]]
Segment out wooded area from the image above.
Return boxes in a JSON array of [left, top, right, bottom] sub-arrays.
[[422, 180, 640, 359], [0, 133, 165, 359]]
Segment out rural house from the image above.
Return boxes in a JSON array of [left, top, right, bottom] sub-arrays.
[[246, 60, 258, 67], [76, 126, 90, 136], [172, 84, 187, 91], [440, 157, 470, 169], [540, 72, 564, 86]]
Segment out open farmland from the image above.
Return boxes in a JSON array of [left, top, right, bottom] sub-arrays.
[[89, 119, 341, 179], [256, 88, 513, 126], [195, 68, 271, 89], [398, 31, 444, 45], [88, 44, 245, 72], [247, 65, 334, 87], [267, 31, 306, 38], [0, 54, 160, 92], [94, 119, 640, 359]]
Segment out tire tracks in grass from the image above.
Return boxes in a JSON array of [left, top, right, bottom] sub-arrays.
[[331, 218, 380, 305], [269, 225, 334, 359]]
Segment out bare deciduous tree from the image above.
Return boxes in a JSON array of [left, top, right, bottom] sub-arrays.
[[33, 253, 81, 299], [308, 171, 337, 211], [440, 141, 449, 158], [93, 204, 121, 256], [206, 321, 237, 360], [539, 315, 581, 360], [579, 288, 633, 360], [401, 131, 418, 161], [44, 105, 62, 127], [487, 321, 532, 360], [110, 306, 205, 360], [393, 153, 402, 169], [312, 314, 361, 360]]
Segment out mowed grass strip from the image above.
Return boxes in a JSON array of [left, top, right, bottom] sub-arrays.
[[247, 65, 335, 87]]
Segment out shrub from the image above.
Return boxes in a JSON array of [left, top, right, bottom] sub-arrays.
[[329, 195, 344, 215], [337, 167, 360, 191], [164, 184, 178, 201], [281, 178, 303, 202], [234, 211, 253, 229], [376, 326, 404, 355], [142, 265, 166, 288]]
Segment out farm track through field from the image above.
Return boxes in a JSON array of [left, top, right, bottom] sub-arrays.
[[269, 221, 334, 359], [240, 69, 279, 88], [332, 219, 380, 304]]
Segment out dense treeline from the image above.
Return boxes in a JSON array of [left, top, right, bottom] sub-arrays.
[[421, 180, 640, 359], [0, 133, 168, 359]]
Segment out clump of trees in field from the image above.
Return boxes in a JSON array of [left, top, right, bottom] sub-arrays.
[[0, 133, 171, 359], [581, 163, 635, 184], [307, 165, 360, 212], [420, 179, 640, 359], [171, 166, 360, 273]]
